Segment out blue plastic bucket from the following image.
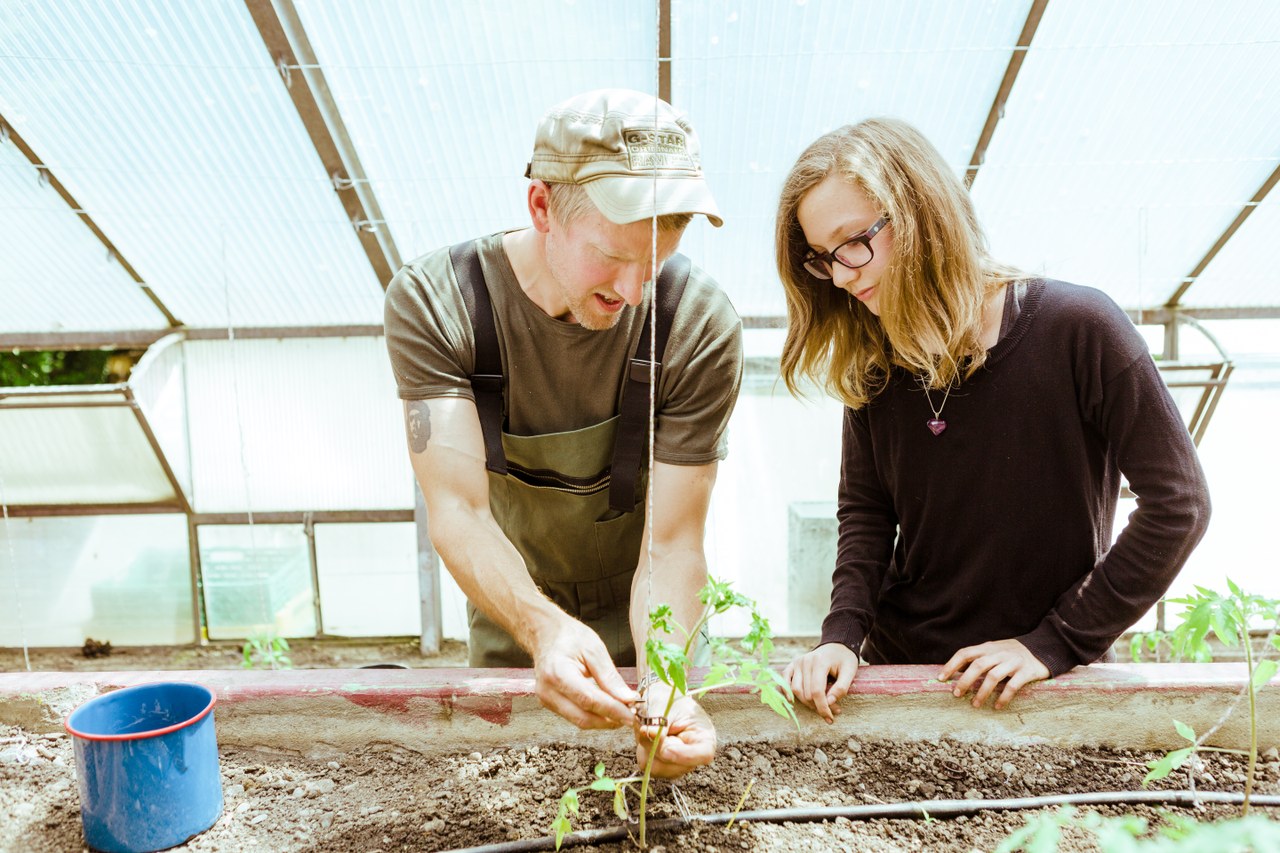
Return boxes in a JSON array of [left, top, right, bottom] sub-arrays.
[[65, 682, 223, 853]]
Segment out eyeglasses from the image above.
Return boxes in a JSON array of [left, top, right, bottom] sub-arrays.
[[802, 217, 888, 279]]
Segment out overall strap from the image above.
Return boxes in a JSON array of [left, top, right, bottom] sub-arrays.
[[449, 239, 507, 475], [609, 252, 693, 513]]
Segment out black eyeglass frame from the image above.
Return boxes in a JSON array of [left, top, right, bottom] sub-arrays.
[[802, 217, 888, 279]]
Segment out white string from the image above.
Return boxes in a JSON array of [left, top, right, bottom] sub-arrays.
[[220, 224, 263, 631], [642, 14, 660, 709], [0, 473, 31, 671]]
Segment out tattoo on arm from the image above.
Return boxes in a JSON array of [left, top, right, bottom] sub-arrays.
[[406, 401, 432, 453]]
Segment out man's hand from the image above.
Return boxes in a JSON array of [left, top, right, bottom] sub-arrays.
[[783, 642, 860, 724], [938, 639, 1050, 710], [532, 618, 638, 729], [633, 686, 716, 779]]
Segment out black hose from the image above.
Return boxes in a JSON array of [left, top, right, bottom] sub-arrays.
[[439, 790, 1280, 853]]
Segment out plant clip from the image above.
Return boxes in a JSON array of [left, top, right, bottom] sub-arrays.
[[635, 713, 669, 728]]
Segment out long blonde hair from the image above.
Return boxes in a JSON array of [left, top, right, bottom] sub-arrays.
[[776, 118, 1023, 408]]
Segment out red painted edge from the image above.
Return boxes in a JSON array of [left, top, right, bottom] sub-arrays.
[[1, 662, 1256, 720]]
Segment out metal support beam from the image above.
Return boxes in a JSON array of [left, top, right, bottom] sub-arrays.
[[658, 0, 673, 104], [965, 0, 1050, 187], [302, 512, 326, 638], [1165, 159, 1280, 308], [0, 113, 181, 327], [0, 324, 384, 351], [414, 480, 443, 655], [244, 0, 402, 289]]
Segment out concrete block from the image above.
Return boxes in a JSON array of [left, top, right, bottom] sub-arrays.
[[787, 501, 837, 635]]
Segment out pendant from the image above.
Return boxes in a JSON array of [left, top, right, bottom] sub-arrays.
[[926, 418, 947, 436]]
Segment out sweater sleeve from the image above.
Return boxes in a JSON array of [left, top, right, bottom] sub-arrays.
[[1017, 302, 1211, 675], [819, 405, 899, 655]]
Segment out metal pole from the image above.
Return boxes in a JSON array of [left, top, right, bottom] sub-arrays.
[[414, 479, 442, 655]]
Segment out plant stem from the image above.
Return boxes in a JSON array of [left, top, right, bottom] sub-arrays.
[[638, 603, 713, 847]]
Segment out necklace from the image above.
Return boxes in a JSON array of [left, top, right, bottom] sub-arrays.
[[917, 376, 954, 436]]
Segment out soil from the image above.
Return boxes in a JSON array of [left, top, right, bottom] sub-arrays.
[[6, 639, 1279, 850], [4, 720, 1279, 853]]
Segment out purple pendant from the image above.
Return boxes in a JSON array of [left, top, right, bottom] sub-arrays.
[[926, 418, 947, 436]]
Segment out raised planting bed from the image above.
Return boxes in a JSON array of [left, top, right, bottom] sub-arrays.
[[2, 665, 1279, 852]]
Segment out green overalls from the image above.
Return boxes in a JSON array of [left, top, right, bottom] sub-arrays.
[[449, 240, 690, 668]]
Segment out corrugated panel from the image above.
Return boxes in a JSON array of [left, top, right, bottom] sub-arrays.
[[0, 392, 177, 505], [197, 523, 315, 639], [0, 142, 166, 332], [0, 0, 383, 328], [292, 0, 656, 261], [1183, 192, 1280, 309], [312, 522, 469, 639], [0, 514, 192, 647], [130, 334, 192, 499], [674, 0, 1034, 316], [184, 337, 410, 512], [971, 0, 1280, 310]]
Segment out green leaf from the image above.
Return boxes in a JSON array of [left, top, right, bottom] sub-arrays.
[[1142, 747, 1193, 785], [612, 786, 629, 820], [1129, 633, 1143, 663], [588, 778, 616, 792], [1251, 658, 1278, 692], [593, 762, 605, 778], [552, 814, 571, 850], [1227, 577, 1244, 599], [1272, 635, 1280, 652], [1173, 719, 1197, 744]]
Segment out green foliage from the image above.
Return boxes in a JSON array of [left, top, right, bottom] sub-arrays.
[[0, 350, 113, 387], [999, 806, 1280, 852], [241, 631, 292, 670], [551, 575, 796, 849], [1142, 720, 1197, 785]]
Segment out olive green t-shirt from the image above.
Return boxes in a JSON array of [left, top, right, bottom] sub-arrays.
[[383, 232, 742, 464]]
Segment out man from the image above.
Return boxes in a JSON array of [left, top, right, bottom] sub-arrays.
[[384, 89, 742, 778]]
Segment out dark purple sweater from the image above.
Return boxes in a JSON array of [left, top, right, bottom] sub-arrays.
[[819, 279, 1211, 677]]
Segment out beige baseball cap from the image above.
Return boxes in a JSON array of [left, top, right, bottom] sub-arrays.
[[524, 89, 723, 227]]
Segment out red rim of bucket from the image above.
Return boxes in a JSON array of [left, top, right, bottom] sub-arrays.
[[64, 686, 217, 742]]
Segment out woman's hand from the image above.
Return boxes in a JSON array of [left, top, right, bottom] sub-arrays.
[[938, 639, 1050, 710], [782, 642, 860, 723]]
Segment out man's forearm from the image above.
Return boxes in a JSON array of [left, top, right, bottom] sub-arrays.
[[431, 504, 565, 657], [630, 544, 709, 671]]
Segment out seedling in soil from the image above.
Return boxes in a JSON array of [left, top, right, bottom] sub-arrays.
[[241, 630, 292, 670], [998, 805, 1280, 852], [551, 575, 797, 849], [1141, 580, 1280, 815]]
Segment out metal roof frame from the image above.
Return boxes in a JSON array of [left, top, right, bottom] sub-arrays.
[[243, 0, 402, 290], [0, 114, 180, 327]]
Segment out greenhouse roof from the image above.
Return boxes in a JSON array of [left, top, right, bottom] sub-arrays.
[[2, 0, 1278, 346]]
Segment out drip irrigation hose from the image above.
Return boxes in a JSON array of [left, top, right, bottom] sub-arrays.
[[440, 790, 1280, 853]]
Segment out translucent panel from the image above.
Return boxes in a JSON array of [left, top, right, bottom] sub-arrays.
[[706, 379, 845, 636], [0, 514, 192, 647], [0, 0, 382, 327], [130, 335, 192, 499], [1182, 193, 1280, 309], [314, 522, 468, 639], [0, 143, 166, 332], [1127, 358, 1280, 629], [293, 0, 656, 260], [0, 394, 177, 505], [674, 0, 1034, 316], [198, 524, 315, 640], [183, 337, 410, 512], [971, 0, 1280, 310]]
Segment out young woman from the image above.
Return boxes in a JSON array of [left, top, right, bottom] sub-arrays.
[[776, 118, 1210, 721]]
